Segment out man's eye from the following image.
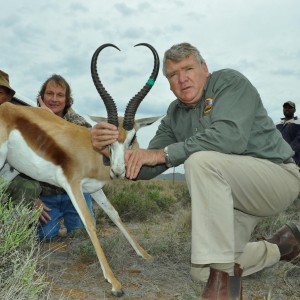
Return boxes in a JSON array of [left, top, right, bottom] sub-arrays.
[[168, 73, 177, 80]]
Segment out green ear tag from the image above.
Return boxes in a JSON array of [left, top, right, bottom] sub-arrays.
[[147, 78, 155, 86]]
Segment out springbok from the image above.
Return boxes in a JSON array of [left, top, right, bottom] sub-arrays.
[[0, 43, 160, 297]]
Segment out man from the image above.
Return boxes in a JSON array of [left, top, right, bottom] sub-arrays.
[[276, 101, 300, 166], [35, 74, 94, 240], [91, 43, 300, 299], [0, 69, 42, 204]]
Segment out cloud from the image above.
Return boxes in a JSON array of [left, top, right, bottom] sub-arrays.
[[1, 0, 300, 176]]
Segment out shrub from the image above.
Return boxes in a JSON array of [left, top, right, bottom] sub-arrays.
[[0, 190, 48, 300], [99, 180, 188, 222]]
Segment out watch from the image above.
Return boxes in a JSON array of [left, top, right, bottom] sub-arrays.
[[163, 146, 172, 168]]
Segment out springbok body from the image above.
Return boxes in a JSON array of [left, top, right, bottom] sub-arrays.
[[0, 43, 160, 297]]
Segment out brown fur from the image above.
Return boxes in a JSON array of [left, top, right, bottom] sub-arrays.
[[15, 116, 71, 169], [0, 102, 111, 182], [117, 126, 127, 143]]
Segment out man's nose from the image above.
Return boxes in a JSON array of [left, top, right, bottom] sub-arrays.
[[178, 71, 187, 83], [50, 94, 57, 101]]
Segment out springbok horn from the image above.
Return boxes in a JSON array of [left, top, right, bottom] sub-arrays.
[[123, 43, 160, 131], [91, 43, 120, 127]]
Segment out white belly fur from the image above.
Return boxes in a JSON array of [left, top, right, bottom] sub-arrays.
[[5, 130, 107, 194], [6, 130, 68, 188]]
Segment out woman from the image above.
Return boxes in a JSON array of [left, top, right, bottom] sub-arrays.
[[36, 74, 94, 240]]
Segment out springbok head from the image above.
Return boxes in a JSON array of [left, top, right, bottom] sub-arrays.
[[90, 43, 160, 179]]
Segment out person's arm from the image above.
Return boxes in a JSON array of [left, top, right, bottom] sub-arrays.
[[166, 71, 260, 166], [136, 71, 262, 179], [289, 122, 300, 152], [126, 108, 178, 180], [90, 111, 175, 179]]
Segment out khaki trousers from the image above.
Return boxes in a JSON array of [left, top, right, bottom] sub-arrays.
[[184, 151, 300, 280]]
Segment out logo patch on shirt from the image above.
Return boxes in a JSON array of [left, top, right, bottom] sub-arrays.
[[203, 97, 214, 115]]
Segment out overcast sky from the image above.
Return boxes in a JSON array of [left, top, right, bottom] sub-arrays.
[[1, 0, 300, 173]]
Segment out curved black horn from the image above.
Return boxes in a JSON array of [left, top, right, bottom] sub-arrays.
[[123, 43, 160, 131], [91, 43, 120, 127]]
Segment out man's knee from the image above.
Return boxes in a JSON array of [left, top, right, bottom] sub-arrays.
[[184, 151, 220, 171]]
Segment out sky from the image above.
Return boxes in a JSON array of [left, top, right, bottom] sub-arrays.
[[1, 0, 300, 173]]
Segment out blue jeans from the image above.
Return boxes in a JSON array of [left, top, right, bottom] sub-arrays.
[[37, 193, 94, 240]]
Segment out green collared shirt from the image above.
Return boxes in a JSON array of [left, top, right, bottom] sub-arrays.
[[137, 68, 293, 180]]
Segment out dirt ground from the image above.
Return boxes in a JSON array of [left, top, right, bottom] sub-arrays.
[[40, 222, 300, 300]]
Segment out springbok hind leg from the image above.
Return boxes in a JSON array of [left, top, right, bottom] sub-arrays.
[[91, 189, 153, 262], [68, 185, 124, 297]]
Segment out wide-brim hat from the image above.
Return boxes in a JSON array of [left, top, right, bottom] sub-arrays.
[[283, 101, 296, 109], [0, 70, 15, 96]]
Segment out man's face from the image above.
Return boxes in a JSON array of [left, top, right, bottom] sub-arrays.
[[42, 81, 67, 117], [165, 55, 209, 106], [283, 105, 295, 119], [0, 86, 12, 104]]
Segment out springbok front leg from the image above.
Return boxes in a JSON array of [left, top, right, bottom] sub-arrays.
[[67, 183, 124, 297], [91, 189, 153, 262]]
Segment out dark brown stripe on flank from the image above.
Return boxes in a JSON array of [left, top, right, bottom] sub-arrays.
[[16, 117, 70, 170]]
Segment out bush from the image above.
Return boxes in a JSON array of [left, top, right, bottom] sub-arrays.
[[99, 180, 189, 222], [0, 190, 48, 300]]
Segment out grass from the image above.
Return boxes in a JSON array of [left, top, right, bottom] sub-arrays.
[[0, 192, 49, 300], [100, 180, 188, 222], [1, 179, 300, 299]]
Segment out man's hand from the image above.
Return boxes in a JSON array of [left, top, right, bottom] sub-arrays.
[[35, 198, 51, 224], [125, 149, 165, 179], [91, 122, 119, 156]]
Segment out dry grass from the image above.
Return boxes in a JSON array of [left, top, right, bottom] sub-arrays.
[[2, 180, 300, 299], [42, 180, 300, 299], [0, 195, 49, 300]]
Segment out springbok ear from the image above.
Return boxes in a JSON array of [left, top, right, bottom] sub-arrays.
[[135, 116, 162, 131], [89, 116, 108, 123]]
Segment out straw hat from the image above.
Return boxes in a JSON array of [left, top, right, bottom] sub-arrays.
[[0, 70, 15, 96]]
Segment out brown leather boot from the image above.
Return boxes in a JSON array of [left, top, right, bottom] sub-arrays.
[[263, 222, 300, 263], [201, 263, 243, 300]]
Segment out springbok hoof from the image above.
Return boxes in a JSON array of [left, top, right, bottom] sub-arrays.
[[111, 289, 124, 297]]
